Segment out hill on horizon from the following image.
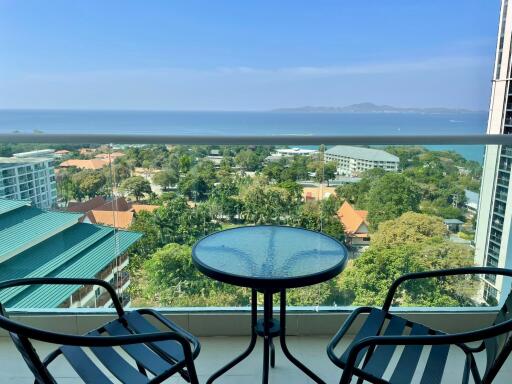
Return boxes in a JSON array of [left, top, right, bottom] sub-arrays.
[[272, 102, 483, 114]]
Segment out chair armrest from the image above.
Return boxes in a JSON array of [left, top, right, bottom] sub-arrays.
[[0, 312, 194, 354], [339, 318, 512, 384], [0, 277, 124, 316], [382, 267, 512, 312], [138, 308, 201, 358], [326, 306, 374, 367]]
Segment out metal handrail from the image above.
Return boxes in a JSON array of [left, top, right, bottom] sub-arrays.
[[0, 133, 511, 145]]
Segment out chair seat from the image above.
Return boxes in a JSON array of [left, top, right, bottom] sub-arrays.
[[54, 310, 190, 384], [337, 308, 450, 384]]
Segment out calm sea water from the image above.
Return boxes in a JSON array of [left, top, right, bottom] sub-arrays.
[[0, 110, 488, 163]]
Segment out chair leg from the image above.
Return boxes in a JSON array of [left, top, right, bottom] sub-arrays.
[[270, 338, 275, 368], [185, 356, 200, 384]]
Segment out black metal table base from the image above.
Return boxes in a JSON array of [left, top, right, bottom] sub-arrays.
[[206, 289, 326, 384]]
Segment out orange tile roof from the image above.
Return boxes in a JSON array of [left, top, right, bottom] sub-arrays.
[[94, 152, 125, 160], [59, 158, 109, 170], [337, 201, 369, 235], [302, 186, 336, 201], [86, 210, 134, 229], [131, 204, 159, 213]]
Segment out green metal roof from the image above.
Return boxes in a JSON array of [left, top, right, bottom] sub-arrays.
[[0, 206, 82, 262], [0, 224, 114, 303], [0, 198, 31, 215], [5, 230, 142, 308]]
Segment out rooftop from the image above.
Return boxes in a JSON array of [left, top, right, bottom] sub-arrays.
[[325, 145, 399, 162], [0, 156, 52, 167], [0, 206, 82, 263], [59, 158, 110, 170], [0, 198, 141, 307], [444, 218, 464, 225], [85, 209, 135, 229], [337, 201, 368, 234]]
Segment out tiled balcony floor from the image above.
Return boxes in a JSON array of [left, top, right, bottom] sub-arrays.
[[1, 335, 512, 383]]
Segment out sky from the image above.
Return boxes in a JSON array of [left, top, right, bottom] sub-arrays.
[[0, 0, 502, 111]]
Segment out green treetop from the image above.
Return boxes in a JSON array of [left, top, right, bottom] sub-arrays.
[[120, 176, 152, 201], [366, 173, 421, 230]]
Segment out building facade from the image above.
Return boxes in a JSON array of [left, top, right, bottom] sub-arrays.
[[324, 146, 399, 177], [475, 0, 512, 304], [0, 151, 57, 209]]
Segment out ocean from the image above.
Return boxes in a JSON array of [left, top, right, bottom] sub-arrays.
[[0, 109, 488, 163]]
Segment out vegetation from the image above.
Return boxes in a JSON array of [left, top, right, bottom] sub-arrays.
[[120, 176, 153, 201], [337, 213, 476, 307], [25, 142, 481, 309]]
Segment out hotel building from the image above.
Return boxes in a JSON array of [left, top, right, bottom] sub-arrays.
[[324, 146, 399, 177], [475, 0, 512, 304]]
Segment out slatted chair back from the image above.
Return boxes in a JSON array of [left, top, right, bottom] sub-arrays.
[[483, 288, 512, 382], [0, 303, 56, 384]]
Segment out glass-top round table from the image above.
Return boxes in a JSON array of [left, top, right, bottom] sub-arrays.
[[192, 225, 348, 384]]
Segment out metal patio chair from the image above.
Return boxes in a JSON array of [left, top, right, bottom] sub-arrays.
[[327, 267, 512, 384], [0, 277, 200, 384]]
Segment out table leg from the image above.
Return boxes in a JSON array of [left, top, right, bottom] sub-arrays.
[[206, 289, 258, 384], [279, 290, 326, 384], [262, 289, 273, 384], [270, 338, 275, 368]]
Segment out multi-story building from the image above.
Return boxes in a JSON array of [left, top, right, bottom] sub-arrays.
[[0, 151, 57, 209], [324, 146, 399, 177], [475, 0, 512, 305]]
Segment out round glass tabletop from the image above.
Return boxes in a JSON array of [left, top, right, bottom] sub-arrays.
[[192, 225, 348, 289]]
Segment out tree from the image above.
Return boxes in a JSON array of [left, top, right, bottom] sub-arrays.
[[153, 194, 219, 245], [309, 161, 337, 185], [120, 176, 152, 201], [295, 199, 345, 242], [208, 177, 240, 221], [71, 170, 106, 200], [109, 157, 133, 186], [337, 211, 476, 307], [337, 240, 475, 307], [366, 173, 421, 230], [335, 168, 387, 207], [235, 149, 260, 171], [262, 160, 287, 182], [153, 169, 178, 191], [131, 243, 248, 307], [178, 160, 217, 201], [127, 210, 161, 269], [371, 212, 447, 247], [238, 177, 302, 224]]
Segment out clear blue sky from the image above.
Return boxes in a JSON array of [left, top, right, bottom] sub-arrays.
[[0, 0, 502, 110]]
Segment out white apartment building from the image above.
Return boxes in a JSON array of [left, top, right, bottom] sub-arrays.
[[275, 148, 318, 157], [324, 146, 399, 177], [475, 0, 512, 304], [0, 152, 57, 209]]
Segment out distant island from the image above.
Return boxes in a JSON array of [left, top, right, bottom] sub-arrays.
[[272, 102, 482, 114]]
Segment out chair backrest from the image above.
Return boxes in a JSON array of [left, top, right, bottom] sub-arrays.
[[483, 288, 512, 381], [0, 303, 56, 384]]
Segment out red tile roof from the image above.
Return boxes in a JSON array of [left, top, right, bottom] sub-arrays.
[[67, 196, 108, 213]]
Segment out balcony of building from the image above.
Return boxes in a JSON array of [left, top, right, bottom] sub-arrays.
[[0, 133, 510, 383], [1, 309, 512, 383]]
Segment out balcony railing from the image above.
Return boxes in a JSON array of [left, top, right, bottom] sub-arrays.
[[0, 132, 510, 315]]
